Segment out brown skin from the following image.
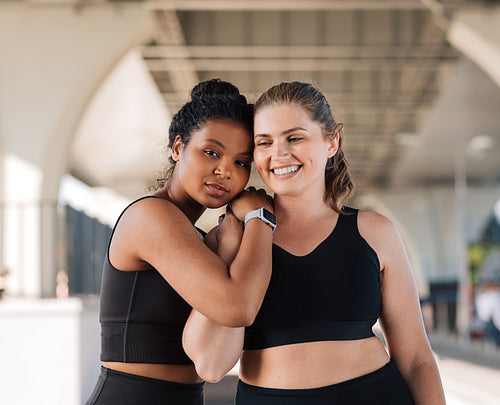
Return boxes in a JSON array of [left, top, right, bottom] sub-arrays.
[[184, 105, 446, 404], [182, 207, 247, 383], [103, 120, 274, 383]]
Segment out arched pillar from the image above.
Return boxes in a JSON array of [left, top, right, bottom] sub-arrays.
[[0, 2, 154, 297], [358, 185, 500, 291], [447, 6, 500, 88]]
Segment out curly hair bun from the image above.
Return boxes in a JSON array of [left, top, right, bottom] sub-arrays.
[[190, 78, 242, 101]]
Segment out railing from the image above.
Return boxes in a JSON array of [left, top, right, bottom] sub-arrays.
[[65, 205, 112, 296], [0, 202, 111, 298]]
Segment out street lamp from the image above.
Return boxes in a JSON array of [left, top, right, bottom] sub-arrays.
[[455, 136, 468, 344], [455, 134, 495, 344]]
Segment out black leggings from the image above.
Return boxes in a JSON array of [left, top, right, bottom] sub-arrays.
[[85, 367, 205, 405], [236, 360, 414, 404]]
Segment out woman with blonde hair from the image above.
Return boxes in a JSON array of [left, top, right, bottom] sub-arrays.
[[184, 81, 446, 404]]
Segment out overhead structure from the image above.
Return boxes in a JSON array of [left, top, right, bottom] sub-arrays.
[[139, 0, 470, 188]]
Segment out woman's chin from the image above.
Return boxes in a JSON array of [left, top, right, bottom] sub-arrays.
[[203, 198, 231, 210]]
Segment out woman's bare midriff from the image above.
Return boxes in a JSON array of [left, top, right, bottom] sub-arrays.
[[240, 336, 390, 389], [103, 362, 203, 384]]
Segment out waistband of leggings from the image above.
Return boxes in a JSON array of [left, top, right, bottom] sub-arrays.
[[101, 366, 205, 389], [238, 359, 395, 396]]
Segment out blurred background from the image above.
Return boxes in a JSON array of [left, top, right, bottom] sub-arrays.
[[0, 1, 500, 404]]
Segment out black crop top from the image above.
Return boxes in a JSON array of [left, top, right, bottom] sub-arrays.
[[100, 196, 202, 365], [244, 207, 381, 350]]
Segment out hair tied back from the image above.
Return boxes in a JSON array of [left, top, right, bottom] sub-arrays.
[[190, 78, 242, 101]]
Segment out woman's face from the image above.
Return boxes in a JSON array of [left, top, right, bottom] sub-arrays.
[[253, 104, 337, 198], [172, 119, 253, 208]]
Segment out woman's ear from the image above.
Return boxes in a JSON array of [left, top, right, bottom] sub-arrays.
[[326, 123, 343, 158], [171, 135, 184, 162], [326, 132, 339, 159]]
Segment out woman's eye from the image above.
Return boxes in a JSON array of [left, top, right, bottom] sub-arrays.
[[204, 150, 219, 158], [256, 141, 271, 147], [288, 137, 303, 143], [235, 160, 250, 168]]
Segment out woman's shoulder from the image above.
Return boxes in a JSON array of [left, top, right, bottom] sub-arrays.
[[115, 195, 190, 237], [109, 196, 198, 269], [127, 195, 174, 209], [123, 195, 181, 218], [355, 209, 401, 265], [356, 208, 395, 231]]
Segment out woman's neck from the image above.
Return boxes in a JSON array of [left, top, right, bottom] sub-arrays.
[[157, 180, 205, 225], [274, 192, 334, 223]]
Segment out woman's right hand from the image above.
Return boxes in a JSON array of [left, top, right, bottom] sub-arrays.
[[229, 187, 274, 222]]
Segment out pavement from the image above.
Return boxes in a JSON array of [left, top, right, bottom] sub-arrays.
[[205, 376, 239, 405], [204, 335, 500, 405], [430, 334, 500, 405]]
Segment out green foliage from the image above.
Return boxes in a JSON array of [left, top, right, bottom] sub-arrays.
[[468, 243, 489, 285], [469, 243, 500, 285]]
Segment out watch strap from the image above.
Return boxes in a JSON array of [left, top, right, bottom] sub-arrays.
[[244, 208, 276, 232]]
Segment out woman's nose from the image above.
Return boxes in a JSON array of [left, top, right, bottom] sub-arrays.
[[214, 161, 232, 178], [272, 140, 290, 159]]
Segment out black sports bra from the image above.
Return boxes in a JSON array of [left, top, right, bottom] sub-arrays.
[[99, 196, 203, 365], [244, 207, 381, 350]]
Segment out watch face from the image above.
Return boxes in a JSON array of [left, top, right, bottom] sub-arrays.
[[262, 208, 276, 225]]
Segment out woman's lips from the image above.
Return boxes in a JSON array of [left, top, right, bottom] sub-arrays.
[[206, 183, 229, 197], [271, 165, 301, 178]]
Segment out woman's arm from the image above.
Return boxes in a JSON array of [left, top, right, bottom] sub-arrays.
[[183, 311, 244, 383], [359, 211, 446, 405], [183, 210, 246, 382], [110, 190, 273, 327]]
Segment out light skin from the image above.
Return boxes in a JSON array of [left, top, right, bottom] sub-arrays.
[[184, 105, 445, 404], [103, 119, 274, 384]]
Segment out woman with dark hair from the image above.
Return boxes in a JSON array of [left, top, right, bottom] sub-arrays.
[[85, 79, 275, 405], [184, 81, 446, 404]]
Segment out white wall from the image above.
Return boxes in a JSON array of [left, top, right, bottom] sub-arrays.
[[0, 297, 100, 405]]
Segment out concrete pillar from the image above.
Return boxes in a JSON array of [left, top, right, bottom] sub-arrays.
[[447, 6, 500, 88], [0, 2, 154, 297], [358, 185, 500, 288]]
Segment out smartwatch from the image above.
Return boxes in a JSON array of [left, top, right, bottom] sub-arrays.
[[244, 208, 277, 232]]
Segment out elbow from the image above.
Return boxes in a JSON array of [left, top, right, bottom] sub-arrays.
[[238, 296, 261, 326], [214, 289, 263, 327], [222, 302, 259, 327], [195, 362, 229, 383], [223, 316, 253, 328], [236, 308, 258, 327], [199, 371, 225, 384], [185, 350, 229, 383]]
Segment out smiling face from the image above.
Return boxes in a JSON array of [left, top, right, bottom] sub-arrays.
[[171, 119, 253, 208], [253, 104, 338, 198]]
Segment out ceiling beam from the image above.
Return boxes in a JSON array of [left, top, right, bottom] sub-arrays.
[[144, 1, 429, 11], [162, 91, 439, 106], [161, 104, 431, 115], [145, 58, 454, 72], [144, 0, 480, 12], [151, 10, 199, 97], [141, 45, 457, 59], [382, 9, 446, 132]]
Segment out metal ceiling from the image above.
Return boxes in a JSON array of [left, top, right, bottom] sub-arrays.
[[137, 0, 470, 189]]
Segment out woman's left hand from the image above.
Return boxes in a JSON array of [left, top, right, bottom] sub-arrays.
[[216, 207, 244, 264], [229, 187, 274, 222]]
